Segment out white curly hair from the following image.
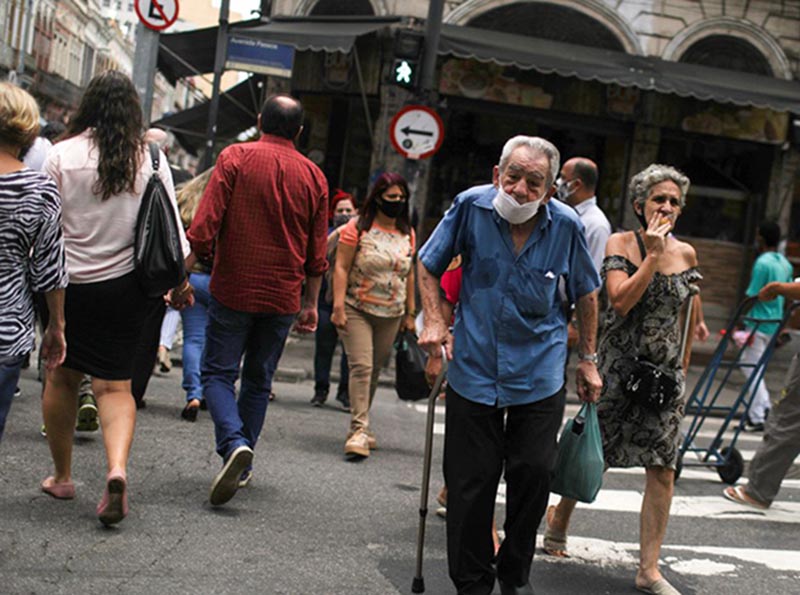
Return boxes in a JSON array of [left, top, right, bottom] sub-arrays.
[[629, 164, 690, 209]]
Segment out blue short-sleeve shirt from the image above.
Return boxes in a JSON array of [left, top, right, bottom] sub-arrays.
[[419, 184, 601, 407]]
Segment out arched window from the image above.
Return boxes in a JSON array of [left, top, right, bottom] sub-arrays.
[[309, 0, 375, 16], [679, 35, 772, 76], [467, 2, 625, 51]]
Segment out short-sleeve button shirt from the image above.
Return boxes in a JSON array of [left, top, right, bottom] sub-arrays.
[[419, 184, 601, 407]]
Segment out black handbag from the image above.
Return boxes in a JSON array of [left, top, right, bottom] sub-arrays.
[[134, 143, 186, 297], [623, 358, 680, 412], [622, 232, 695, 412], [395, 329, 430, 401]]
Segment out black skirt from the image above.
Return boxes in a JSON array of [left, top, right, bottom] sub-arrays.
[[62, 271, 149, 380]]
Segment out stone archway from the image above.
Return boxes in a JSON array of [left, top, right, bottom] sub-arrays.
[[445, 0, 643, 55], [293, 0, 383, 16], [663, 17, 792, 80]]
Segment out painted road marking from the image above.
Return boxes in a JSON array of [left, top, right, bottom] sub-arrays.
[[535, 535, 800, 575]]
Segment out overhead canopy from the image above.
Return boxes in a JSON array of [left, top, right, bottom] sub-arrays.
[[438, 24, 800, 113], [151, 77, 263, 155], [158, 16, 401, 84]]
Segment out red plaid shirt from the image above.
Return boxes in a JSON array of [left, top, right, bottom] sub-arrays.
[[187, 134, 329, 313]]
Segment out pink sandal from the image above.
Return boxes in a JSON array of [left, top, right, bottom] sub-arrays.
[[97, 473, 128, 526]]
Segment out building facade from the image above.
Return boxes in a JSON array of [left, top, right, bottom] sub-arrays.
[[262, 0, 800, 325]]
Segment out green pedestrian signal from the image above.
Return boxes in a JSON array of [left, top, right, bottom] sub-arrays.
[[395, 60, 414, 84]]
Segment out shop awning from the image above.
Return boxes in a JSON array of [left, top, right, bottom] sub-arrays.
[[438, 25, 800, 113], [158, 16, 401, 84], [150, 77, 263, 155]]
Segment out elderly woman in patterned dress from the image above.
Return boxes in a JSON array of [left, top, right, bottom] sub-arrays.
[[545, 164, 700, 595]]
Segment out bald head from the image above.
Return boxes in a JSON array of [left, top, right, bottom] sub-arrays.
[[561, 157, 598, 205], [259, 94, 304, 140]]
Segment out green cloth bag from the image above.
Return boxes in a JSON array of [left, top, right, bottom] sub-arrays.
[[551, 402, 604, 503]]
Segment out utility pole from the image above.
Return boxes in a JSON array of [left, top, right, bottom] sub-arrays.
[[132, 22, 160, 125], [200, 0, 230, 171], [418, 0, 444, 101]]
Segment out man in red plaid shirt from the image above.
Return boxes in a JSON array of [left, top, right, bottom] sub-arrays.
[[187, 95, 328, 506]]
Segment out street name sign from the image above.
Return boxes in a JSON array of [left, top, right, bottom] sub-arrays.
[[389, 105, 444, 160], [226, 36, 295, 78], [135, 0, 179, 32]]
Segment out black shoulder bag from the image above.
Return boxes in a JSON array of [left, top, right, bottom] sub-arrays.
[[134, 143, 186, 297], [622, 233, 693, 412]]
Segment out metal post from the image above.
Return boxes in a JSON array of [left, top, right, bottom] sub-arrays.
[[200, 0, 230, 172], [418, 0, 444, 99], [132, 23, 160, 125]]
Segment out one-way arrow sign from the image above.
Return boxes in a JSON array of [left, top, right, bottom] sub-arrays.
[[390, 105, 444, 160]]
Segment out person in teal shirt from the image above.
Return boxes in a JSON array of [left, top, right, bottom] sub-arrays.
[[741, 221, 793, 430]]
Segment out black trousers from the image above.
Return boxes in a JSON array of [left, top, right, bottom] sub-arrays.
[[444, 385, 566, 595]]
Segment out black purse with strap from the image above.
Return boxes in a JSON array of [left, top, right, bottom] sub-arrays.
[[621, 232, 684, 412], [133, 143, 186, 297]]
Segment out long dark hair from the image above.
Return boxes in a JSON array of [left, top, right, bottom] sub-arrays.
[[357, 172, 411, 236], [67, 71, 144, 200]]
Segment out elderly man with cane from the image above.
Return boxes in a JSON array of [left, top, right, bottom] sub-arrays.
[[418, 135, 602, 595]]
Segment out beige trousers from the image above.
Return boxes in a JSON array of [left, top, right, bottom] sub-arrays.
[[340, 304, 402, 432]]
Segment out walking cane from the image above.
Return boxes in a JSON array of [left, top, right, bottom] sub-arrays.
[[412, 345, 449, 594]]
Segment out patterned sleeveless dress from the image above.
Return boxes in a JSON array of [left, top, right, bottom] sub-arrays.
[[596, 255, 702, 469]]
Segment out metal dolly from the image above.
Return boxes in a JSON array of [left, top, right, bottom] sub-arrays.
[[676, 297, 799, 483]]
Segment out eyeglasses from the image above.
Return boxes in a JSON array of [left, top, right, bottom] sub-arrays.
[[383, 193, 407, 200]]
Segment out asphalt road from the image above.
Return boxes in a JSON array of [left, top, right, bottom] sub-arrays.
[[1, 364, 798, 595]]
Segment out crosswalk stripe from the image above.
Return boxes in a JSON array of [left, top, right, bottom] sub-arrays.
[[534, 535, 800, 574], [608, 466, 800, 489]]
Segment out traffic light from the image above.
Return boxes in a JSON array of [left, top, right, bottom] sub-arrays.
[[390, 30, 423, 89]]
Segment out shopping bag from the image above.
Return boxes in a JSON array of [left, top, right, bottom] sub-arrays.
[[395, 329, 429, 401], [550, 402, 604, 503]]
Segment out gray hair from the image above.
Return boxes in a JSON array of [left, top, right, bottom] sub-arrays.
[[498, 135, 560, 186], [629, 164, 690, 209]]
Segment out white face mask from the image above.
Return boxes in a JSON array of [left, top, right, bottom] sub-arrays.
[[492, 186, 543, 224], [555, 179, 575, 202]]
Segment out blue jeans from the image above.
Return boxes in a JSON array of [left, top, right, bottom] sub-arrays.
[[181, 272, 211, 402], [314, 305, 349, 397], [0, 354, 25, 444], [202, 297, 295, 460]]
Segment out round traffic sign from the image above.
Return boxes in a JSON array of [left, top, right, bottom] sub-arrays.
[[135, 0, 180, 32], [389, 105, 444, 160]]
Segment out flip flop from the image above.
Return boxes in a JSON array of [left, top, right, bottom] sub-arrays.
[[542, 505, 568, 557], [41, 476, 75, 500], [723, 485, 769, 510], [636, 578, 681, 595]]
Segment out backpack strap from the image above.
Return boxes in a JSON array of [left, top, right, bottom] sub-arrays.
[[148, 142, 160, 172]]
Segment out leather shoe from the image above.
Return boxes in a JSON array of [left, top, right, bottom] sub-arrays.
[[181, 403, 199, 422], [498, 579, 534, 595]]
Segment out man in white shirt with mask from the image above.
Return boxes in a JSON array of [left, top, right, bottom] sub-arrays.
[[556, 157, 611, 271]]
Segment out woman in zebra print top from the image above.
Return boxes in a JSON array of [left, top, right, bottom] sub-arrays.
[[0, 82, 68, 444]]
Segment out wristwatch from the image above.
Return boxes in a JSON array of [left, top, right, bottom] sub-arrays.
[[578, 352, 598, 364]]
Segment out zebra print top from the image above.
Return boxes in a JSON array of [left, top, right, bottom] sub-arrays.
[[0, 168, 69, 358]]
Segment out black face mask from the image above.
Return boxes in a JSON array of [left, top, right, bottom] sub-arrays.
[[332, 214, 353, 228], [377, 198, 407, 219]]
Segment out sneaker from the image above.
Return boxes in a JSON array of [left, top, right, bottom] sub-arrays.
[[743, 419, 765, 432], [209, 445, 254, 506], [238, 467, 253, 488], [13, 387, 21, 398], [347, 428, 377, 450], [344, 429, 370, 459], [76, 393, 99, 433], [310, 391, 327, 407], [40, 424, 47, 437], [335, 391, 350, 411]]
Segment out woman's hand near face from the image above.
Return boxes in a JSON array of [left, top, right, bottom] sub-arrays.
[[641, 211, 671, 257]]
